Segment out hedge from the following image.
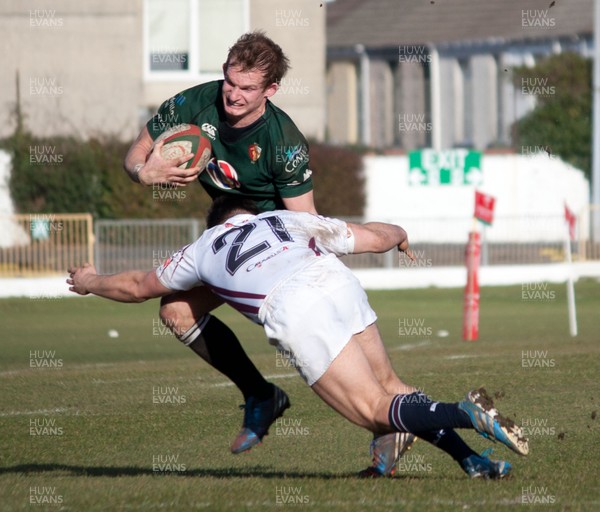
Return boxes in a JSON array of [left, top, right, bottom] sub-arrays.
[[3, 130, 364, 219]]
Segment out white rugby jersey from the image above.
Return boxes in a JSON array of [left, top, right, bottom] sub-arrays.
[[156, 211, 355, 323]]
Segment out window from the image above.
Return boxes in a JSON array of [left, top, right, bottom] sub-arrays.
[[144, 0, 249, 81]]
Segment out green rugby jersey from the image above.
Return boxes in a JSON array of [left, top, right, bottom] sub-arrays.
[[147, 80, 313, 212]]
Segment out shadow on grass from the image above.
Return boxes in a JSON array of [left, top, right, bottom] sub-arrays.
[[0, 463, 433, 480]]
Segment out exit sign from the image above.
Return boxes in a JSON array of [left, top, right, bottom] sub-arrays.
[[409, 149, 482, 186]]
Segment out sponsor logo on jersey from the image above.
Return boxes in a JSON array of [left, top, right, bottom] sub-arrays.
[[248, 143, 262, 163], [163, 95, 186, 120], [201, 122, 217, 140], [157, 256, 172, 277], [157, 245, 190, 279], [303, 169, 312, 182], [308, 237, 321, 256], [284, 144, 309, 173], [206, 159, 241, 189]]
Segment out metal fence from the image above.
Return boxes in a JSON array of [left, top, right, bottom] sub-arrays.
[[0, 213, 93, 276], [94, 218, 202, 274], [340, 210, 600, 268], [2, 210, 599, 277]]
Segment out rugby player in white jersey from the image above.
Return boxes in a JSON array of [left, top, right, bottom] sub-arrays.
[[68, 197, 527, 478]]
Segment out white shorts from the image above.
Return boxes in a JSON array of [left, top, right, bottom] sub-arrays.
[[258, 255, 377, 385]]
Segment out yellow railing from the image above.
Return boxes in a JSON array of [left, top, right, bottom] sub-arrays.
[[0, 213, 93, 276]]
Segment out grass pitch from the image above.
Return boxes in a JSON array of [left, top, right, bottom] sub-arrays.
[[1, 280, 600, 511]]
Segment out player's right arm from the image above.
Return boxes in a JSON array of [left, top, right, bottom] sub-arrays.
[[67, 263, 174, 303], [123, 126, 201, 186]]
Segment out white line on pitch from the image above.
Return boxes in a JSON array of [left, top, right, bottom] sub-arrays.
[[0, 407, 72, 417], [210, 373, 298, 388], [389, 340, 432, 351]]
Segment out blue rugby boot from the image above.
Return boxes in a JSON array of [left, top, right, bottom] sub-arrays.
[[461, 449, 512, 479], [230, 384, 290, 454], [458, 388, 529, 456], [358, 432, 416, 477]]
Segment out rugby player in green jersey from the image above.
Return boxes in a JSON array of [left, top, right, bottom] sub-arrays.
[[123, 31, 412, 474], [124, 31, 315, 456]]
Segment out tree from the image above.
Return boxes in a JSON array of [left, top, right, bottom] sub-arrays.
[[512, 52, 592, 180]]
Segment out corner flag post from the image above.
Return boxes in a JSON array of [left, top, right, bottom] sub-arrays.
[[564, 203, 578, 337], [464, 191, 496, 341]]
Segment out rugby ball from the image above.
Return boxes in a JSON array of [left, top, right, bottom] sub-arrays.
[[155, 124, 212, 171]]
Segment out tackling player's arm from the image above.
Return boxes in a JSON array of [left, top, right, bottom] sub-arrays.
[[124, 126, 201, 186], [67, 263, 174, 303], [347, 222, 415, 259]]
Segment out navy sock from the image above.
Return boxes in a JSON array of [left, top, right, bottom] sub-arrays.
[[388, 392, 472, 433], [416, 429, 478, 462], [189, 315, 273, 401]]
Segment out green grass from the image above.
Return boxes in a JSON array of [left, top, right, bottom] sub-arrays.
[[1, 280, 600, 511]]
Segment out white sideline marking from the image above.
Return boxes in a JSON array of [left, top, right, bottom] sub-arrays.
[[2, 375, 299, 416], [389, 340, 432, 351], [0, 407, 72, 417], [444, 354, 481, 360], [0, 361, 149, 377], [210, 373, 298, 388]]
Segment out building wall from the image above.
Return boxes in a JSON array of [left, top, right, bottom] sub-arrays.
[[470, 54, 499, 149], [326, 61, 358, 145], [369, 61, 394, 148], [1, 0, 142, 141], [395, 61, 429, 150], [439, 57, 463, 148], [2, 0, 326, 142], [143, 0, 327, 140], [249, 0, 326, 141]]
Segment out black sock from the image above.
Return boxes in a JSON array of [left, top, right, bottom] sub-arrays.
[[416, 429, 478, 462], [388, 392, 472, 433], [188, 315, 273, 401]]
